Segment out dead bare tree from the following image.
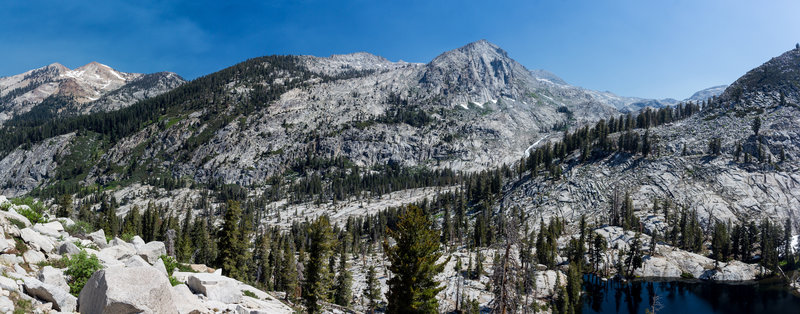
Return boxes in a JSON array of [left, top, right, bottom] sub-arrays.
[[489, 212, 522, 313]]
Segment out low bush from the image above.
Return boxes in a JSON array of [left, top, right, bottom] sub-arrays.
[[64, 220, 93, 236], [7, 218, 25, 229], [11, 197, 47, 224], [64, 251, 102, 296]]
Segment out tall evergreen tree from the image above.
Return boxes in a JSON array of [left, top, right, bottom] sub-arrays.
[[217, 201, 247, 280], [303, 216, 335, 313], [333, 245, 353, 307], [364, 265, 382, 313], [384, 206, 447, 314], [282, 235, 299, 301]]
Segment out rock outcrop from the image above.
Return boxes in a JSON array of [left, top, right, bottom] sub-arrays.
[[0, 196, 293, 313], [78, 266, 177, 314]]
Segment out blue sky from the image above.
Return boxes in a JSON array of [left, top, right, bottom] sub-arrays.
[[1, 0, 798, 99]]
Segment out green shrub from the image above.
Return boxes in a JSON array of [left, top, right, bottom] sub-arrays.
[[7, 218, 25, 229], [680, 272, 694, 279], [243, 290, 258, 298], [159, 255, 179, 276], [64, 251, 102, 296], [120, 232, 135, 242], [168, 276, 182, 286], [65, 220, 93, 236], [0, 202, 10, 211], [14, 238, 28, 254], [11, 197, 47, 224], [37, 257, 69, 269], [12, 294, 33, 314]]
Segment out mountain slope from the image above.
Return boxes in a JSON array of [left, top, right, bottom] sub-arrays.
[[0, 62, 185, 125], [500, 47, 800, 232]]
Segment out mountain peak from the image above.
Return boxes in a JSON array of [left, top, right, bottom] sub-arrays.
[[452, 39, 508, 58], [720, 48, 800, 105], [75, 61, 112, 72]]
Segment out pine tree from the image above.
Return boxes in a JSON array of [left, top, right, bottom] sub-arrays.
[[281, 235, 299, 301], [121, 205, 142, 236], [784, 218, 794, 267], [473, 249, 484, 280], [752, 116, 762, 136], [192, 218, 214, 266], [364, 265, 382, 313], [217, 201, 246, 280], [384, 206, 447, 314], [333, 246, 353, 307], [255, 232, 270, 288], [57, 194, 72, 218], [100, 199, 119, 237], [566, 262, 582, 309], [177, 208, 193, 262], [303, 216, 335, 313]]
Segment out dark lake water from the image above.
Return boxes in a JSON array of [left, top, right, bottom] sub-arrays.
[[580, 275, 800, 314]]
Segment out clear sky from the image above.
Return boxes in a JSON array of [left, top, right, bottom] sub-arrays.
[[1, 0, 798, 99]]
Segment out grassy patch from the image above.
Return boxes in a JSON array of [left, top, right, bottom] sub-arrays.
[[243, 290, 258, 298], [14, 238, 28, 254], [8, 218, 25, 229]]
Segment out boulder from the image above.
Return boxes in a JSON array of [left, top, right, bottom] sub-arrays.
[[131, 236, 146, 250], [237, 296, 293, 314], [170, 284, 208, 314], [94, 250, 125, 268], [534, 270, 566, 298], [58, 242, 81, 256], [154, 258, 168, 277], [99, 242, 137, 260], [123, 255, 150, 268], [0, 275, 19, 293], [0, 237, 11, 253], [137, 241, 166, 265], [58, 217, 76, 228], [23, 249, 46, 264], [88, 229, 109, 249], [0, 296, 14, 313], [78, 266, 177, 314], [20, 227, 55, 253], [709, 260, 762, 281], [189, 264, 210, 273], [187, 273, 242, 304], [0, 254, 20, 265], [0, 295, 12, 313], [22, 276, 77, 312], [33, 223, 61, 238], [38, 266, 69, 293], [0, 208, 32, 228], [42, 221, 64, 232]]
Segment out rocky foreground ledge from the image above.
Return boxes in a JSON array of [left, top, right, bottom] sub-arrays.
[[0, 196, 292, 314]]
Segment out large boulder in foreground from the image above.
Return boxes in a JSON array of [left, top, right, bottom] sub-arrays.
[[78, 266, 177, 314]]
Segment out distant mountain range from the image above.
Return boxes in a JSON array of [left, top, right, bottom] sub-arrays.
[[0, 62, 184, 125]]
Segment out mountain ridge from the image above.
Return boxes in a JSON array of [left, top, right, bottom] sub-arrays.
[[0, 62, 185, 125]]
